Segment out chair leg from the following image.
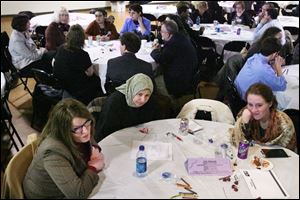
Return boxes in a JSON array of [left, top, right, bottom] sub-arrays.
[[20, 77, 33, 96], [8, 118, 24, 147], [1, 119, 20, 151]]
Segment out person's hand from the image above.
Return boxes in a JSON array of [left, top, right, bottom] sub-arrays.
[[88, 147, 105, 171], [100, 35, 110, 41], [137, 15, 143, 24], [241, 108, 252, 124], [274, 55, 285, 75], [260, 16, 269, 25]]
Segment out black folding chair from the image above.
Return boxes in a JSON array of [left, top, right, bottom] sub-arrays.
[[34, 25, 47, 48], [1, 31, 33, 96], [144, 13, 159, 37], [221, 41, 250, 63]]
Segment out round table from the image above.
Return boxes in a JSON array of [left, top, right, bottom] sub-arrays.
[[30, 12, 95, 29], [83, 40, 157, 93], [274, 64, 299, 110], [141, 4, 177, 18], [199, 24, 254, 61], [89, 119, 299, 199], [278, 16, 299, 28]]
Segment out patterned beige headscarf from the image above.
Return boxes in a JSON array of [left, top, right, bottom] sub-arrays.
[[116, 73, 153, 107]]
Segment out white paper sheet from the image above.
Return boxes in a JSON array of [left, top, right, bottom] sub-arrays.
[[131, 140, 173, 161], [240, 169, 289, 199]]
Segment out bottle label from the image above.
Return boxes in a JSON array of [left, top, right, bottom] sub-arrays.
[[136, 157, 147, 174]]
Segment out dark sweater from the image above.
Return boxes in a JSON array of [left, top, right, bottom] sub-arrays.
[[95, 91, 159, 142]]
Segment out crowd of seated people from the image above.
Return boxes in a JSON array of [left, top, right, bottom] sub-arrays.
[[4, 2, 299, 197]]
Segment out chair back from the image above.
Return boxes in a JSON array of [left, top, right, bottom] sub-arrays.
[[283, 109, 299, 151], [31, 68, 61, 89], [177, 99, 235, 125], [1, 140, 37, 199], [225, 76, 246, 119], [221, 41, 250, 63], [34, 26, 47, 47], [195, 36, 223, 81]]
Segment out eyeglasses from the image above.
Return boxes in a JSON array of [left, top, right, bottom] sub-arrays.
[[71, 119, 92, 134]]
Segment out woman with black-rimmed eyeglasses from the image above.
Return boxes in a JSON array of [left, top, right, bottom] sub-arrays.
[[23, 98, 105, 199]]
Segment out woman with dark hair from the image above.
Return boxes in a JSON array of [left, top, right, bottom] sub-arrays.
[[53, 24, 104, 105], [23, 98, 105, 198], [85, 8, 119, 41], [95, 73, 159, 142], [120, 4, 151, 39], [8, 14, 53, 75], [246, 26, 283, 60], [230, 83, 297, 152], [45, 7, 70, 51]]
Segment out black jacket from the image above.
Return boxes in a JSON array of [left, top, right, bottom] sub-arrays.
[[106, 52, 154, 90], [95, 91, 159, 142], [151, 32, 198, 97]]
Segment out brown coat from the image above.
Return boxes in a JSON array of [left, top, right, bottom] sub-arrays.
[[85, 20, 119, 40], [45, 22, 70, 51]]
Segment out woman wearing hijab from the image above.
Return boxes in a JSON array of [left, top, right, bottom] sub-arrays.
[[95, 73, 159, 142]]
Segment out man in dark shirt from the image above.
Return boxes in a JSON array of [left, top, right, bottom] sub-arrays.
[[151, 20, 198, 98], [105, 32, 154, 94]]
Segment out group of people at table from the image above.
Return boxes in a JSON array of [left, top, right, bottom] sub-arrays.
[[4, 1, 299, 198]]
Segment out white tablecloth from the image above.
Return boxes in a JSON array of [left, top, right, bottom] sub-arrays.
[[200, 24, 254, 55], [141, 4, 177, 18], [89, 119, 299, 199], [278, 16, 299, 28], [1, 72, 6, 97], [274, 64, 299, 110], [30, 13, 95, 29], [84, 40, 157, 93]]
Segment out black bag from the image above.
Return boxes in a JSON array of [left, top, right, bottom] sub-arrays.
[[32, 84, 63, 130]]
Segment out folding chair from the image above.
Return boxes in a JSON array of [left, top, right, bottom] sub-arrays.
[[1, 31, 33, 96]]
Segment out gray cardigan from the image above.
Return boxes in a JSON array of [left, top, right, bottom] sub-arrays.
[[8, 30, 46, 70], [23, 137, 99, 199]]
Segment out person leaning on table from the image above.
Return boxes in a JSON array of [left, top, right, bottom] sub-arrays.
[[230, 83, 297, 152], [23, 98, 105, 199]]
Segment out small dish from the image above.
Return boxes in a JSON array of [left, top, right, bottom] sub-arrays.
[[250, 156, 273, 171]]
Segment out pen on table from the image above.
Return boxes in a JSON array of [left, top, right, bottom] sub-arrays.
[[180, 177, 191, 187], [171, 133, 183, 142], [93, 58, 99, 62]]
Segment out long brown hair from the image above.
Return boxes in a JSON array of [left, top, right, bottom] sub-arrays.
[[65, 24, 85, 50], [37, 98, 95, 158], [245, 83, 278, 111]]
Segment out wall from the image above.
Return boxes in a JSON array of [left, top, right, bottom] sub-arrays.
[[1, 1, 112, 16]]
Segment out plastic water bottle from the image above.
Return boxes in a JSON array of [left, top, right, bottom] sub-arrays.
[[136, 145, 147, 177], [196, 16, 201, 26]]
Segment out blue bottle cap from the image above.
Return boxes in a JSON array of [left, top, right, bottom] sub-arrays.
[[139, 145, 145, 151], [161, 172, 172, 179]]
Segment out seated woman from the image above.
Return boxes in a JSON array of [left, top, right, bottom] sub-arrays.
[[23, 98, 105, 199], [45, 7, 70, 51], [120, 4, 151, 40], [85, 8, 119, 41], [227, 1, 254, 28], [230, 83, 297, 152], [53, 24, 104, 105], [191, 1, 213, 24], [95, 73, 159, 142], [8, 14, 53, 75]]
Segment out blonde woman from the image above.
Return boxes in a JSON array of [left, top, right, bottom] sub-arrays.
[[45, 7, 70, 51]]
